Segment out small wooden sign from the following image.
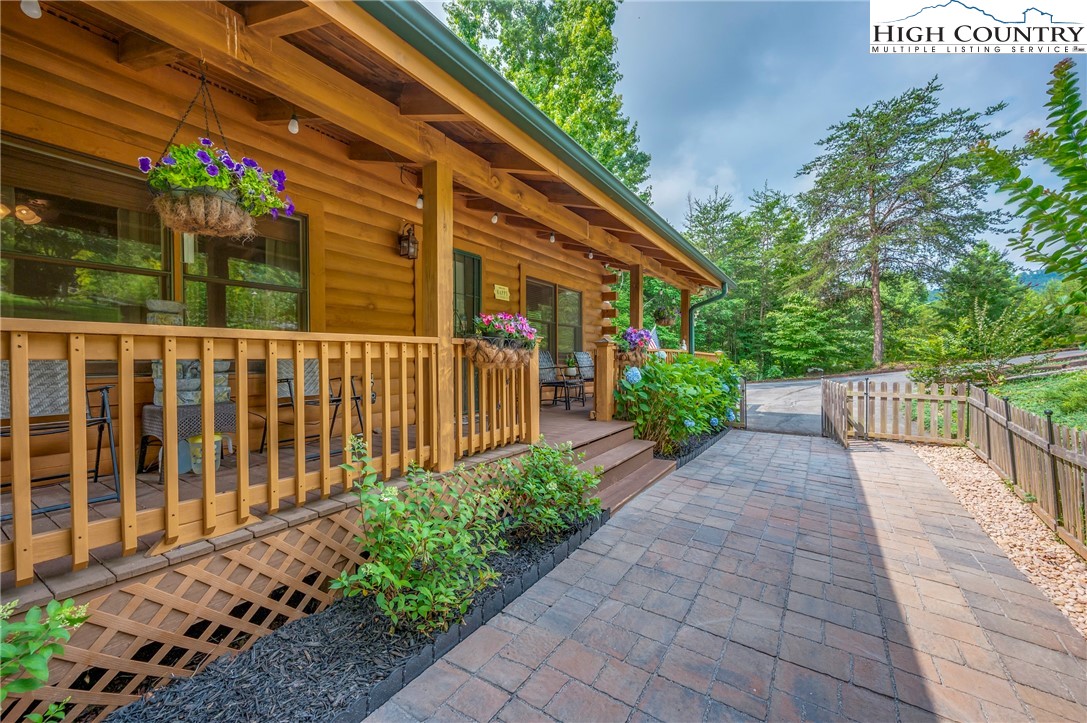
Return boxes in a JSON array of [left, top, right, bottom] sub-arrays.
[[493, 284, 510, 301]]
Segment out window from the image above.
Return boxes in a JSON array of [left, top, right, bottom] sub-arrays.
[[183, 216, 307, 330], [1, 144, 169, 322], [453, 250, 481, 338], [525, 278, 582, 360]]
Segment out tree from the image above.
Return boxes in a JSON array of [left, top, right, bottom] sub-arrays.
[[976, 58, 1087, 315], [799, 78, 1010, 366], [936, 240, 1024, 326], [445, 0, 652, 197], [679, 188, 740, 354], [765, 295, 861, 376]]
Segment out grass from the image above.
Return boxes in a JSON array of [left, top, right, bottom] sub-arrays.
[[991, 371, 1087, 430]]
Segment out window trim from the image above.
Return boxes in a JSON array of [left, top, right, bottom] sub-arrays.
[[523, 274, 583, 361]]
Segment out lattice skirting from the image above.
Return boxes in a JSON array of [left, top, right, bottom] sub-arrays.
[[3, 508, 367, 722]]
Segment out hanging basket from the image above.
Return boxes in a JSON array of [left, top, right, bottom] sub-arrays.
[[654, 309, 678, 327], [464, 337, 531, 370], [616, 349, 648, 368], [152, 187, 255, 238]]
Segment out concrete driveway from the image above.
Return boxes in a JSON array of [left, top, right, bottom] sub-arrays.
[[745, 350, 1082, 436]]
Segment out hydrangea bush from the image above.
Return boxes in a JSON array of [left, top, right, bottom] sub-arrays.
[[474, 312, 537, 347], [614, 354, 744, 455], [138, 137, 294, 219], [494, 441, 601, 541]]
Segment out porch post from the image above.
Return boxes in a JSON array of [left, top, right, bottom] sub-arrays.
[[418, 160, 456, 471], [629, 265, 643, 328], [594, 339, 617, 422], [527, 346, 541, 441], [679, 289, 691, 350]]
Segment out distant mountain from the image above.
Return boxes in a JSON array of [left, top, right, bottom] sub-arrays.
[[888, 0, 1074, 25], [1019, 269, 1062, 288]]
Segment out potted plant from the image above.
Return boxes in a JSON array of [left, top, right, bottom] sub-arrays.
[[654, 307, 678, 327], [564, 354, 579, 377], [465, 313, 538, 369], [614, 327, 652, 367], [138, 137, 294, 238]]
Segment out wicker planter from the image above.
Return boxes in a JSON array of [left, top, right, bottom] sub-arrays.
[[464, 337, 531, 370], [153, 187, 255, 238], [654, 310, 678, 327], [616, 349, 648, 368]]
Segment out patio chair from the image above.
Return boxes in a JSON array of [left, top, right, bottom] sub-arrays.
[[0, 360, 120, 518], [574, 350, 595, 399], [539, 351, 583, 410], [257, 359, 348, 454]]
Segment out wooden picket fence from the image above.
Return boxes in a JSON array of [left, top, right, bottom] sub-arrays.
[[821, 379, 1087, 559]]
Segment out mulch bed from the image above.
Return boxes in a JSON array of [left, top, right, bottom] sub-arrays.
[[657, 427, 730, 469], [105, 515, 605, 723]]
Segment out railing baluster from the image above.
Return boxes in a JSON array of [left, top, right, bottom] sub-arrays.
[[480, 366, 490, 452], [235, 339, 251, 525], [468, 353, 477, 454], [318, 341, 331, 498], [341, 341, 354, 490], [415, 342, 426, 467], [362, 342, 374, 474], [382, 342, 393, 479], [68, 334, 89, 570], [162, 336, 179, 543], [200, 338, 217, 534], [10, 332, 34, 585], [454, 344, 463, 459], [293, 341, 306, 506], [266, 339, 280, 512], [429, 343, 438, 463], [118, 335, 138, 554], [399, 343, 410, 474]]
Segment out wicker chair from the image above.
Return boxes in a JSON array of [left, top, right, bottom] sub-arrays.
[[0, 360, 120, 517]]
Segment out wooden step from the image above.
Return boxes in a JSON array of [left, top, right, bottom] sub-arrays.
[[572, 423, 634, 460], [599, 458, 676, 512], [579, 439, 656, 489]]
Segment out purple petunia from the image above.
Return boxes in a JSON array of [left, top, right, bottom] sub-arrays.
[[242, 157, 258, 168], [271, 169, 286, 184], [200, 137, 213, 146], [137, 156, 152, 173], [161, 154, 176, 166], [270, 208, 279, 220], [205, 164, 219, 177], [196, 150, 212, 164], [284, 198, 295, 216]]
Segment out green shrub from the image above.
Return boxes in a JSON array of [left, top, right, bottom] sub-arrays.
[[992, 371, 1087, 430], [614, 355, 743, 455], [494, 441, 601, 541], [1, 597, 88, 716], [331, 439, 505, 633]]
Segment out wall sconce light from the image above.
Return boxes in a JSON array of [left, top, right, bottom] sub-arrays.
[[398, 222, 419, 260]]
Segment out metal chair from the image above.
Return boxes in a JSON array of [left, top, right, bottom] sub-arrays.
[[574, 350, 595, 399], [0, 360, 120, 518], [539, 351, 583, 410], [257, 359, 346, 454]]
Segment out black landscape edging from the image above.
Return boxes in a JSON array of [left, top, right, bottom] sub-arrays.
[[659, 427, 730, 469], [331, 509, 610, 722]]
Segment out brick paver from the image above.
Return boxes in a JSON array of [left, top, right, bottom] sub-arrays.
[[368, 432, 1087, 722]]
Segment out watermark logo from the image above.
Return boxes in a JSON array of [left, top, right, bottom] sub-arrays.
[[871, 0, 1086, 54]]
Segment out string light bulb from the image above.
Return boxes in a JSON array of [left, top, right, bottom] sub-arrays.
[[588, 250, 594, 259], [416, 193, 424, 209], [549, 231, 555, 244], [287, 114, 300, 135], [491, 212, 499, 224], [20, 0, 42, 18]]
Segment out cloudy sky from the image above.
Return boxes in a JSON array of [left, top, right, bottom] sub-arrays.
[[425, 1, 1076, 266]]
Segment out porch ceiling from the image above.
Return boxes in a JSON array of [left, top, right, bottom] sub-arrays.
[[51, 0, 721, 292]]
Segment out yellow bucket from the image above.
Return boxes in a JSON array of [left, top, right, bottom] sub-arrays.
[[188, 434, 223, 474]]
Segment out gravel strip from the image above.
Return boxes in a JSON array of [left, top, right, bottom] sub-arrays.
[[913, 444, 1087, 639]]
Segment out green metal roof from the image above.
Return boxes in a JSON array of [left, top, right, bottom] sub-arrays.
[[356, 0, 734, 290]]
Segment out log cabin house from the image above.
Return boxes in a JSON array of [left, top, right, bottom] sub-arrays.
[[0, 2, 728, 716]]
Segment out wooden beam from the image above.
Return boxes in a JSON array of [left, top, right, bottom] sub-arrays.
[[630, 265, 644, 328], [255, 97, 318, 122], [117, 33, 185, 70], [461, 143, 549, 175], [504, 216, 548, 231], [399, 83, 466, 121], [245, 1, 328, 36], [417, 161, 455, 471], [523, 181, 596, 208], [348, 140, 412, 164], [680, 289, 691, 349], [571, 207, 631, 232], [464, 198, 515, 214]]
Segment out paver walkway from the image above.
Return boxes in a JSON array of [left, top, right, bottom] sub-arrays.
[[368, 431, 1087, 722]]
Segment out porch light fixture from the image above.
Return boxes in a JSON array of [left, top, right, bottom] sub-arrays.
[[287, 113, 300, 135], [588, 250, 594, 260], [549, 231, 555, 243], [491, 211, 499, 224], [13, 204, 41, 225], [398, 222, 419, 260], [415, 193, 424, 209], [20, 0, 42, 18], [0, 204, 8, 219]]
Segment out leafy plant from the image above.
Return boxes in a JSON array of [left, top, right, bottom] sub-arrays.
[[138, 137, 294, 219], [331, 439, 505, 634], [494, 441, 601, 541], [1, 597, 88, 704], [474, 312, 538, 347], [614, 327, 652, 353], [614, 355, 743, 455]]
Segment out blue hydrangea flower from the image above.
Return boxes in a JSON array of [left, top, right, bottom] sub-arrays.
[[684, 419, 695, 429], [624, 367, 642, 384], [195, 150, 212, 164], [137, 156, 152, 173], [656, 350, 667, 360], [205, 164, 219, 177], [727, 409, 737, 422], [711, 417, 720, 427]]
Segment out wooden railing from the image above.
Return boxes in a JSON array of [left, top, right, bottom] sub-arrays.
[[659, 348, 720, 363], [0, 319, 440, 585], [451, 340, 536, 458], [821, 379, 1086, 559]]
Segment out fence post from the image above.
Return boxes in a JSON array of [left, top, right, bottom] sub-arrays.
[[1003, 397, 1017, 486], [741, 377, 747, 430], [864, 377, 871, 441], [983, 388, 992, 461], [965, 381, 972, 441], [1045, 410, 1064, 525]]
